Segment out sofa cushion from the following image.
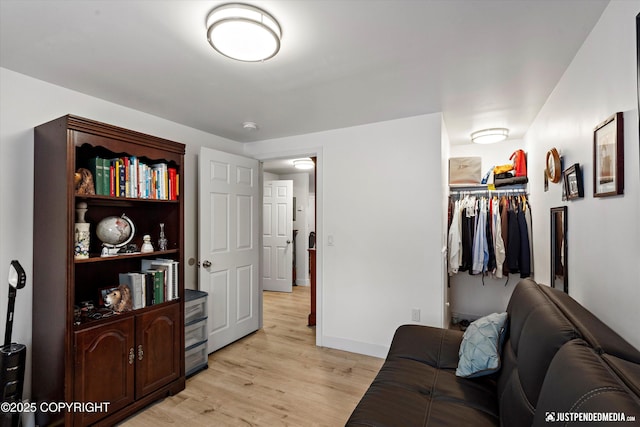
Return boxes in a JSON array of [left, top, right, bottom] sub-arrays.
[[456, 312, 508, 378], [386, 324, 462, 370], [347, 358, 499, 426], [347, 324, 499, 426]]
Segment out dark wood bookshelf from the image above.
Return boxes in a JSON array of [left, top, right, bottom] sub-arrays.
[[33, 115, 185, 426]]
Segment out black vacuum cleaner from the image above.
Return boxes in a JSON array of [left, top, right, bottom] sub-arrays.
[[1, 260, 27, 427]]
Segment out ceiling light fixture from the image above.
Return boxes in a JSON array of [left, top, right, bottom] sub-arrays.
[[206, 3, 282, 62], [242, 121, 258, 130], [293, 159, 314, 170], [471, 128, 509, 144]]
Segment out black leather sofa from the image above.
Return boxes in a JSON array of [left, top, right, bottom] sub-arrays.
[[346, 279, 640, 426]]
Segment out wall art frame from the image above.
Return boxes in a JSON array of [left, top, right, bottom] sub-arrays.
[[593, 112, 624, 197], [563, 163, 584, 200], [636, 14, 639, 148], [550, 206, 568, 294]]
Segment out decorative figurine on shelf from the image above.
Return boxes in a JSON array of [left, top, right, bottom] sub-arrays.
[[74, 202, 90, 259], [104, 285, 132, 313], [74, 168, 95, 195], [158, 223, 168, 251], [141, 235, 154, 253]]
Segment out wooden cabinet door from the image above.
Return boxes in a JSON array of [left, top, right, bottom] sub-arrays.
[[74, 317, 135, 426], [136, 303, 181, 398]]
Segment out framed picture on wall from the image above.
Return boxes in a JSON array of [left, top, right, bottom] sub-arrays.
[[563, 163, 583, 200], [636, 14, 639, 144], [593, 112, 624, 197]]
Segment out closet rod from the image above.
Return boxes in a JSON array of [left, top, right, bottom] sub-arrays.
[[449, 188, 528, 196]]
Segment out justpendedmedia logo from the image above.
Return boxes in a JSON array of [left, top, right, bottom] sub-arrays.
[[545, 412, 636, 423]]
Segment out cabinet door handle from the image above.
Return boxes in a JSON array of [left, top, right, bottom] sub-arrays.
[[129, 348, 135, 365], [138, 345, 144, 361]]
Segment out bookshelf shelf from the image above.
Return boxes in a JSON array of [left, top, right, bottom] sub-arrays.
[[76, 194, 180, 205], [75, 249, 179, 264], [33, 115, 185, 427], [73, 299, 180, 331]]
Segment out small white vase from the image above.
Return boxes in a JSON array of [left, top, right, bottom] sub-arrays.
[[74, 223, 90, 259], [74, 202, 90, 259]]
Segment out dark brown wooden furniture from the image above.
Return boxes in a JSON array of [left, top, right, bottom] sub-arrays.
[[33, 115, 185, 426], [293, 230, 298, 285], [308, 249, 316, 326]]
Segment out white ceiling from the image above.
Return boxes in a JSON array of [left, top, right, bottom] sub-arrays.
[[0, 0, 608, 146]]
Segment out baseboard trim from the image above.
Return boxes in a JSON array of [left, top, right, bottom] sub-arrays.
[[321, 335, 388, 359]]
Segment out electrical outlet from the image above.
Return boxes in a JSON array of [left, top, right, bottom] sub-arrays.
[[411, 308, 421, 322]]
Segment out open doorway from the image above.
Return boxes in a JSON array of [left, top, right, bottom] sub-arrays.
[[262, 157, 316, 326]]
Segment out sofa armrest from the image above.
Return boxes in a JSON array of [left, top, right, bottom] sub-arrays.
[[533, 340, 640, 427]]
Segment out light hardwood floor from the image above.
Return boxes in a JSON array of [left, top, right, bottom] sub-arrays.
[[121, 286, 383, 426]]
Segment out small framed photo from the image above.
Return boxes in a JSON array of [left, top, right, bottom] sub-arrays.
[[593, 112, 624, 197], [563, 163, 584, 200]]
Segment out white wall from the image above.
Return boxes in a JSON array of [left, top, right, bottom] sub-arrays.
[[245, 114, 445, 357], [0, 68, 244, 398], [440, 116, 451, 327], [526, 1, 640, 350], [447, 138, 527, 320]]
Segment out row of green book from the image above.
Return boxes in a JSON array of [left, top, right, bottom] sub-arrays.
[[118, 258, 179, 309], [88, 156, 179, 200]]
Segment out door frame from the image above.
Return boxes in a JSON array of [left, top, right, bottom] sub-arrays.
[[256, 148, 323, 347]]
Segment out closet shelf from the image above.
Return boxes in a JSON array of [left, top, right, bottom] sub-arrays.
[[449, 183, 527, 194]]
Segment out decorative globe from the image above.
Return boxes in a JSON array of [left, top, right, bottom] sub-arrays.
[[96, 214, 134, 247]]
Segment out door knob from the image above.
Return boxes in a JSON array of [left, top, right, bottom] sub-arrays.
[[202, 260, 212, 268], [286, 240, 291, 244]]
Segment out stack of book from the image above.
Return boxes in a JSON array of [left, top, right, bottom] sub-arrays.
[[88, 156, 179, 200], [118, 258, 179, 309]]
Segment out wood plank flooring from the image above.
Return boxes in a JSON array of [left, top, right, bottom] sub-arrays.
[[120, 286, 384, 426]]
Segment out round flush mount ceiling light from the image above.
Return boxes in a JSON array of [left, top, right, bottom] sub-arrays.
[[206, 3, 282, 62], [242, 121, 258, 130], [293, 159, 314, 170], [471, 128, 509, 144]]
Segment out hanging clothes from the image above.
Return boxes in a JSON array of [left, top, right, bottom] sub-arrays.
[[517, 205, 531, 278], [500, 196, 510, 276], [459, 196, 476, 272], [447, 190, 531, 282], [485, 203, 496, 273], [506, 200, 521, 273], [491, 197, 505, 278], [471, 198, 488, 274], [447, 200, 462, 276], [525, 199, 534, 276]]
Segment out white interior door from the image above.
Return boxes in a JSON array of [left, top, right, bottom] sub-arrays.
[[263, 180, 293, 292], [199, 147, 259, 353]]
